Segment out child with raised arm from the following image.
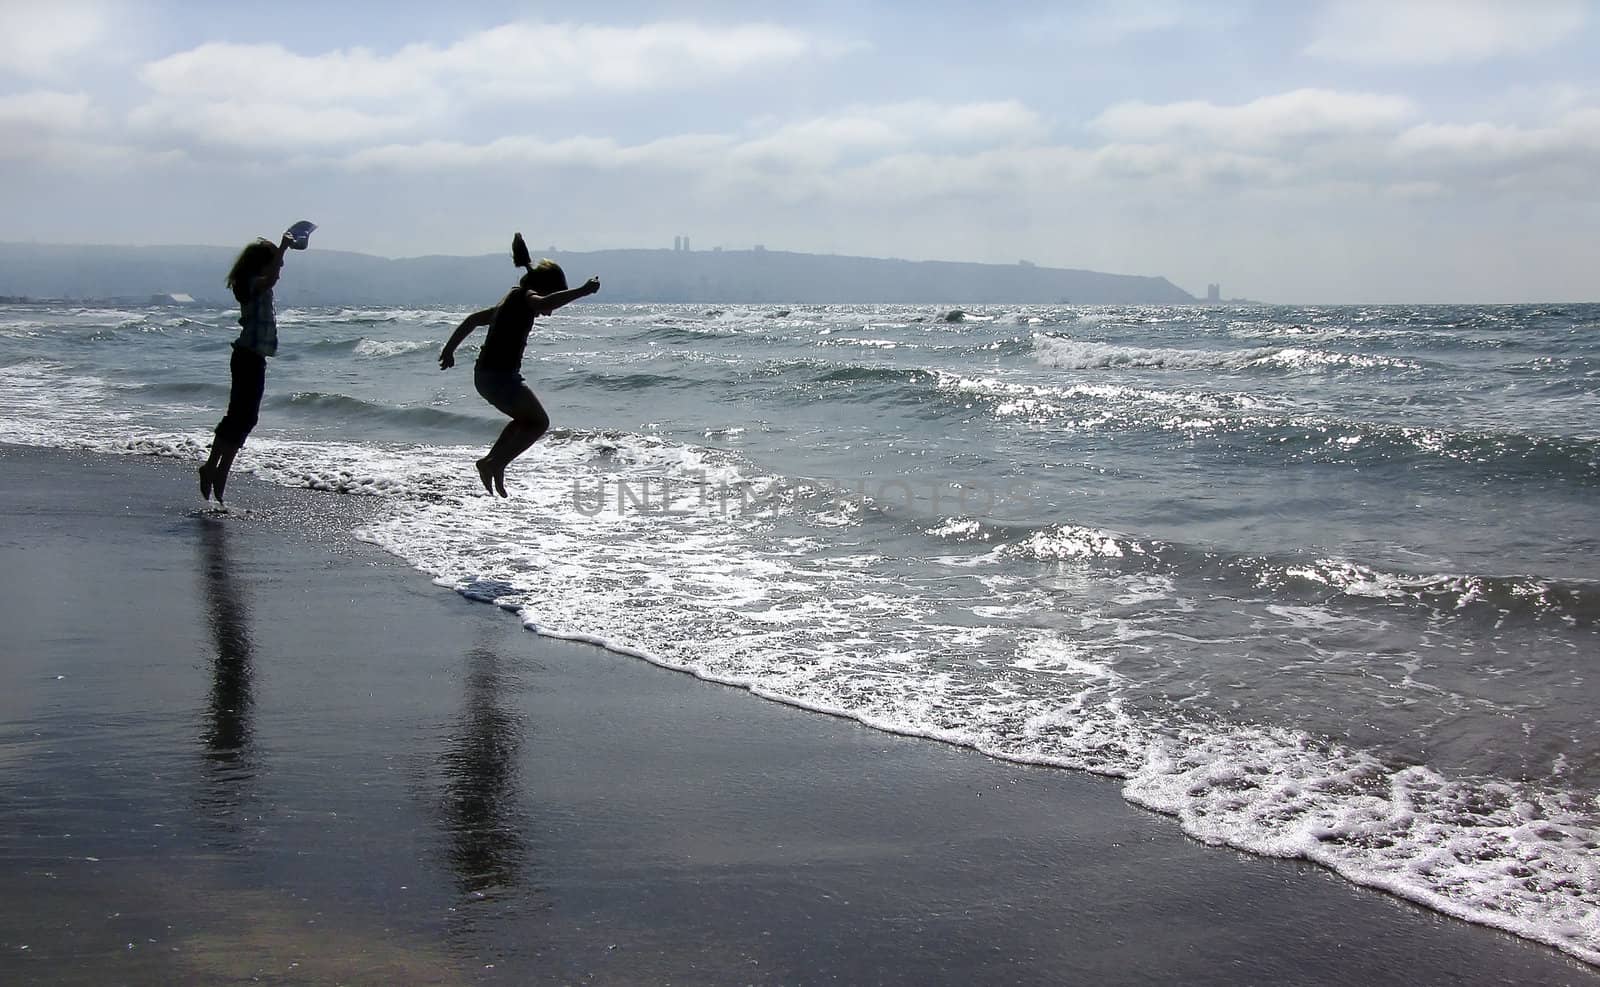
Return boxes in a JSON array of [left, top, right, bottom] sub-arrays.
[[439, 245, 600, 497], [199, 221, 314, 505]]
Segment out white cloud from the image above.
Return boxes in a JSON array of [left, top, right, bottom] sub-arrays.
[[1090, 89, 1415, 147], [342, 102, 1042, 176], [332, 103, 1061, 218], [1395, 122, 1548, 158], [1089, 143, 1290, 184], [733, 117, 904, 171], [0, 90, 179, 168], [1023, 0, 1240, 45], [822, 149, 1035, 203], [732, 101, 1043, 169], [130, 20, 847, 151], [138, 21, 836, 118], [0, 3, 109, 77], [336, 127, 1298, 220], [1305, 0, 1587, 65], [140, 42, 431, 107], [0, 90, 95, 132], [1085, 87, 1600, 196], [1393, 111, 1600, 164], [933, 102, 1046, 143], [130, 99, 418, 149], [339, 87, 1597, 212], [344, 133, 734, 172]]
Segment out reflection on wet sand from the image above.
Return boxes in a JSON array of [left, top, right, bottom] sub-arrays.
[[196, 519, 257, 834], [439, 647, 531, 899]]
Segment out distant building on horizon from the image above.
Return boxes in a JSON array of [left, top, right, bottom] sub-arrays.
[[673, 236, 682, 251], [1206, 282, 1221, 304]]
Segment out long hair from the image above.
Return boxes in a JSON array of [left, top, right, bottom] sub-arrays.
[[225, 239, 278, 301], [519, 259, 568, 295]]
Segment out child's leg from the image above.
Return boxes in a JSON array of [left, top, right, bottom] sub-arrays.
[[476, 382, 550, 497], [480, 420, 534, 498], [211, 442, 242, 504], [495, 388, 551, 466], [204, 348, 265, 503], [474, 420, 517, 494], [485, 419, 527, 468], [488, 417, 549, 498], [500, 416, 550, 465]]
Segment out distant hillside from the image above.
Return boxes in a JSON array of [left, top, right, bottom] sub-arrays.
[[0, 242, 1195, 306]]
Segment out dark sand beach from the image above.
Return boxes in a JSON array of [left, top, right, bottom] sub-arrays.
[[0, 444, 1594, 986]]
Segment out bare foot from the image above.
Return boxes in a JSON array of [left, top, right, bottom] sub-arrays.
[[492, 465, 509, 498], [213, 467, 230, 506], [474, 457, 496, 495], [198, 464, 213, 500]]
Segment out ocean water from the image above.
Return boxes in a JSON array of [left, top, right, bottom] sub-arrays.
[[0, 298, 1596, 963]]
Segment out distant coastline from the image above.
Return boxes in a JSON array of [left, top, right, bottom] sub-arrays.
[[0, 242, 1196, 306]]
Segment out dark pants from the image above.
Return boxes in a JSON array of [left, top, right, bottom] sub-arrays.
[[214, 346, 266, 446]]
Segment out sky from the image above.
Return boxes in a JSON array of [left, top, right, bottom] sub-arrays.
[[2, 0, 1598, 302]]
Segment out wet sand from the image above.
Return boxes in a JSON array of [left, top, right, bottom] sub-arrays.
[[0, 444, 1594, 986]]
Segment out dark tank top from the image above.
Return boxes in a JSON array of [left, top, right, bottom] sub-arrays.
[[476, 288, 536, 372]]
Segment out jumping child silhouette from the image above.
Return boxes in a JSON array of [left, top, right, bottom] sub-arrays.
[[438, 233, 600, 496], [199, 221, 315, 504]]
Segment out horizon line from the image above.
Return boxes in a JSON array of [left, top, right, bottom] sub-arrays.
[[4, 240, 1598, 306]]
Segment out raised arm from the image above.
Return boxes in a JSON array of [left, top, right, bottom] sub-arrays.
[[249, 234, 293, 296], [528, 277, 600, 315], [439, 307, 496, 370]]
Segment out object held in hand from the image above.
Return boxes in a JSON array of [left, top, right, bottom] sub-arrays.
[[285, 220, 317, 250], [512, 232, 531, 268]]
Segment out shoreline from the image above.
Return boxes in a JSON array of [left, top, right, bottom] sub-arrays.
[[1, 443, 1594, 985]]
